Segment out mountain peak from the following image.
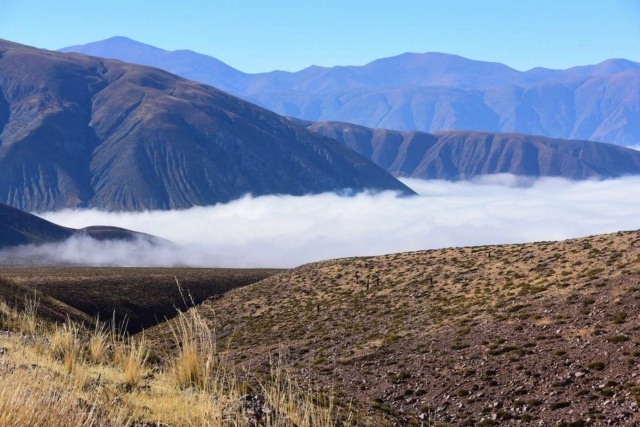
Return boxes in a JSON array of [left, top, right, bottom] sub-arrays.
[[60, 36, 168, 55], [98, 36, 141, 44]]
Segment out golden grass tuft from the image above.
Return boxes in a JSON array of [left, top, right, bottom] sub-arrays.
[[19, 292, 39, 336], [258, 359, 341, 427], [169, 306, 217, 391], [87, 320, 110, 364], [0, 300, 18, 330], [49, 321, 82, 375], [122, 336, 148, 389]]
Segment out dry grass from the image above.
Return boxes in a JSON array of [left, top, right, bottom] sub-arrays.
[[258, 361, 342, 427], [49, 321, 81, 374], [18, 291, 39, 336], [0, 371, 130, 427], [0, 284, 345, 426], [87, 320, 109, 364], [169, 299, 217, 391], [121, 336, 148, 389], [0, 300, 18, 330]]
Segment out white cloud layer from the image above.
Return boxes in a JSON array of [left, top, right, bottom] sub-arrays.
[[4, 175, 640, 268]]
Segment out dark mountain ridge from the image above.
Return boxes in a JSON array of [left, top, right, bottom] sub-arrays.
[[61, 37, 640, 147], [0, 39, 413, 212], [0, 202, 156, 248], [298, 119, 640, 180]]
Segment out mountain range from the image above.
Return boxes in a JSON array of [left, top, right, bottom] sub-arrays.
[[0, 39, 413, 212], [62, 37, 640, 147], [295, 119, 640, 180]]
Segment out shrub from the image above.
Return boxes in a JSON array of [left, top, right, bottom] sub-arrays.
[[607, 335, 629, 343]]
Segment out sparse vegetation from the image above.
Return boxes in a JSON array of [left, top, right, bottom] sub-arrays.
[[0, 287, 346, 426], [3, 229, 640, 425]]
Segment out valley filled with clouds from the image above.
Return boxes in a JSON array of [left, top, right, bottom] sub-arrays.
[[6, 175, 638, 268]]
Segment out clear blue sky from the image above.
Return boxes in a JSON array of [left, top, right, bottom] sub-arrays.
[[1, 0, 639, 73]]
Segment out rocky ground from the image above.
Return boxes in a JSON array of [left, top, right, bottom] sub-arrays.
[[152, 230, 640, 425]]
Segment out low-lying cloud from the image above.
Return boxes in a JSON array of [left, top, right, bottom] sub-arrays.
[[5, 175, 640, 268]]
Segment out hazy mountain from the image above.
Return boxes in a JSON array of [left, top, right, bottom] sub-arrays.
[[0, 202, 155, 248], [62, 37, 640, 147], [255, 71, 640, 147], [0, 39, 413, 212], [60, 36, 248, 94], [297, 120, 640, 180]]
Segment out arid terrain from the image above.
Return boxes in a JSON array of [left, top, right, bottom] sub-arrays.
[[0, 268, 281, 332], [150, 229, 640, 425], [2, 230, 640, 425]]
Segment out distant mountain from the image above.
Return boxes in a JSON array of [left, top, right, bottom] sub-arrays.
[[0, 202, 156, 248], [61, 36, 248, 94], [0, 39, 413, 212], [0, 202, 73, 247], [296, 120, 640, 180], [62, 37, 640, 147]]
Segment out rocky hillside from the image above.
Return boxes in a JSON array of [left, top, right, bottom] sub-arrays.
[[301, 120, 640, 180], [162, 229, 640, 425], [0, 39, 412, 212]]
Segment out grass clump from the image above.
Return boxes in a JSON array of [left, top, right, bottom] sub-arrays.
[[19, 292, 40, 336], [49, 321, 82, 374], [121, 336, 149, 389], [169, 302, 217, 391], [87, 320, 110, 364]]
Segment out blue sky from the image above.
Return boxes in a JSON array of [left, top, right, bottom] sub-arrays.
[[1, 0, 639, 73]]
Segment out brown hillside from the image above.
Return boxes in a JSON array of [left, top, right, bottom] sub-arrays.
[[161, 230, 640, 425], [0, 277, 91, 325], [303, 120, 640, 180], [0, 267, 281, 333]]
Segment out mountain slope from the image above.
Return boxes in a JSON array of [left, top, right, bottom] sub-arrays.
[[300, 120, 640, 180], [61, 37, 640, 147], [0, 202, 157, 249], [0, 202, 74, 247], [157, 229, 640, 425], [0, 39, 413, 212]]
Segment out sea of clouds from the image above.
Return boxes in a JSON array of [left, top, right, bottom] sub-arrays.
[[3, 175, 640, 268]]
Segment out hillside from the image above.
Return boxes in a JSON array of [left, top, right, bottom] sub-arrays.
[[0, 39, 412, 212], [157, 229, 640, 425], [0, 202, 159, 249], [0, 202, 74, 247], [300, 120, 640, 180], [62, 37, 640, 147], [0, 267, 280, 333]]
